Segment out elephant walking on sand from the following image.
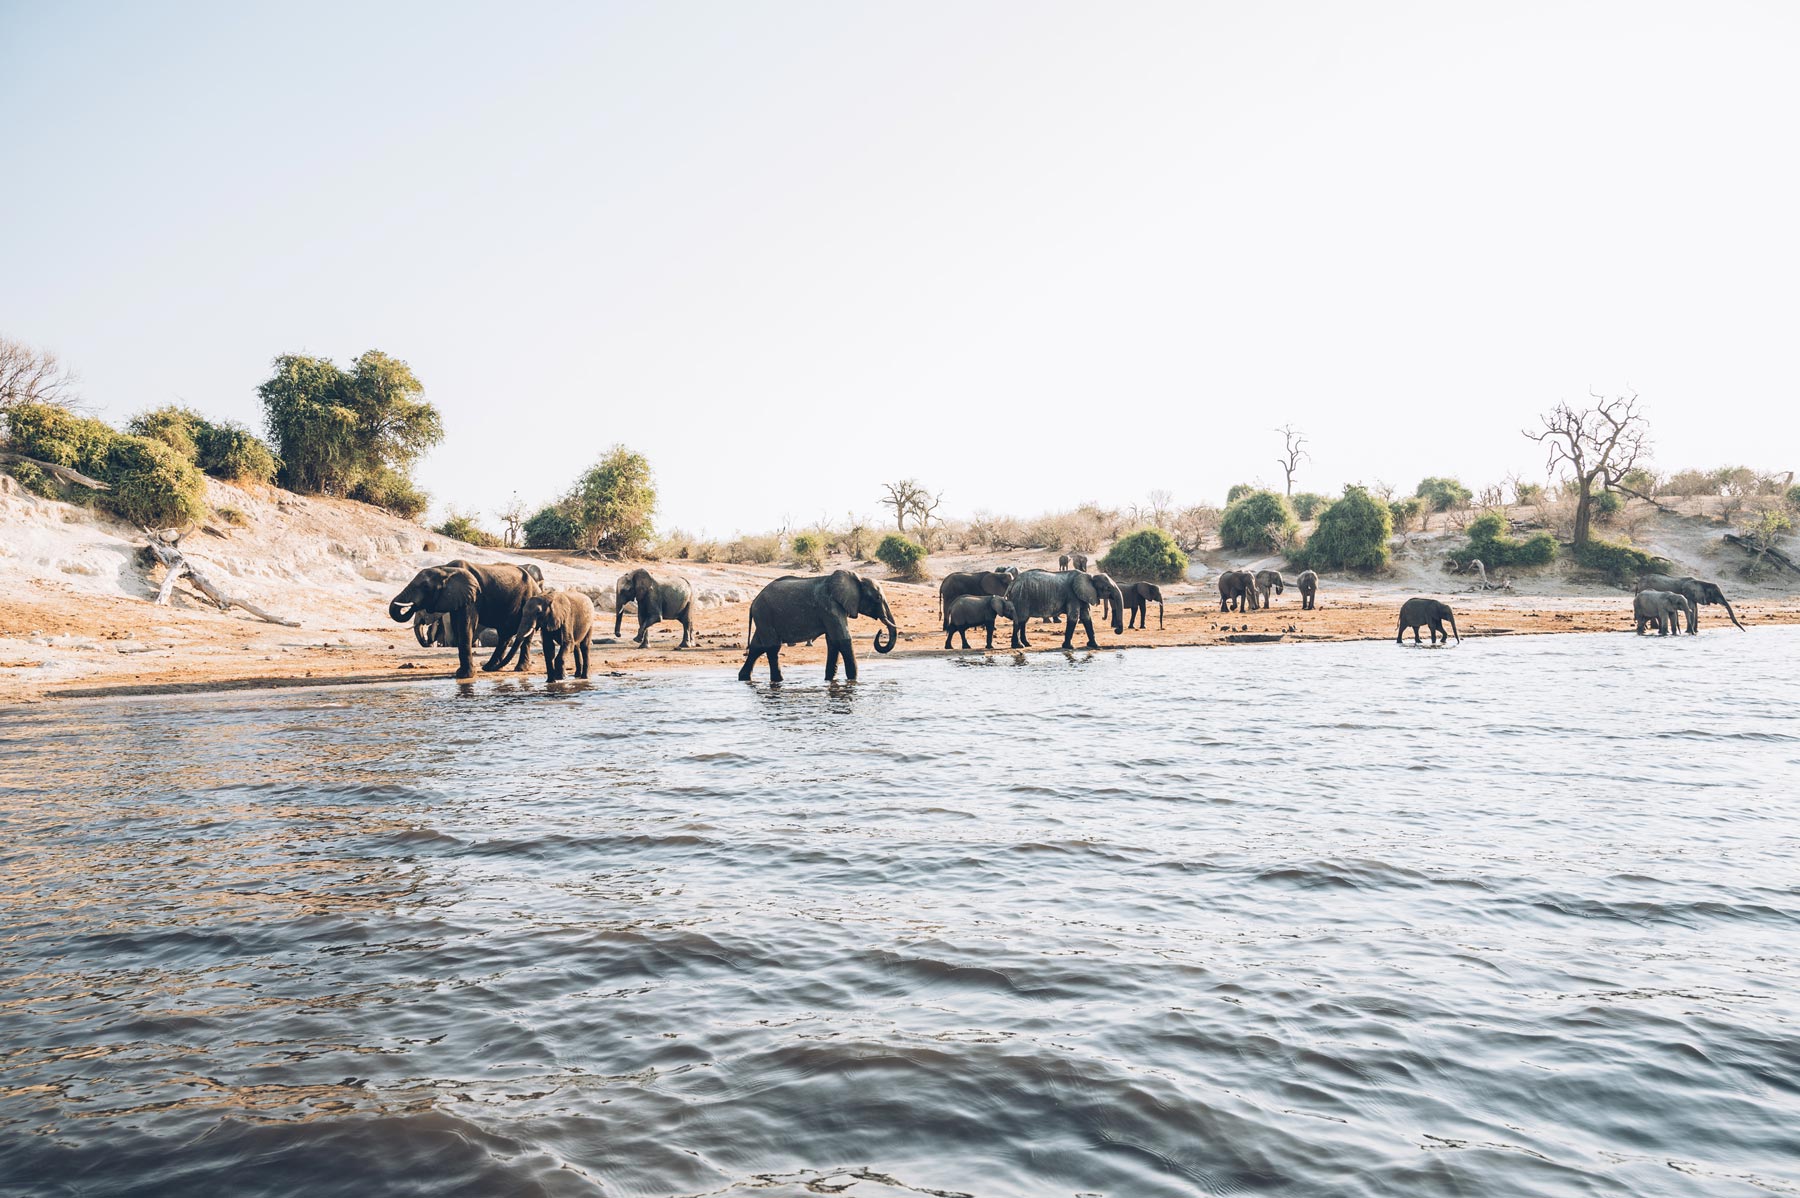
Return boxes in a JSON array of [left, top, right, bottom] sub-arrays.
[[944, 595, 1013, 649], [1635, 574, 1743, 632], [938, 570, 1014, 621], [1634, 589, 1694, 637], [739, 570, 898, 683], [1396, 597, 1459, 645], [1058, 553, 1089, 572], [499, 591, 595, 680], [389, 561, 540, 678], [614, 568, 695, 647], [1298, 570, 1319, 610], [1254, 570, 1286, 607], [1120, 582, 1164, 629], [1218, 570, 1259, 612], [1006, 569, 1119, 650]]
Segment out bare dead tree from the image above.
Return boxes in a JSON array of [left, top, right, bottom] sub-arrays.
[[1274, 425, 1309, 496], [1146, 489, 1173, 528], [142, 526, 299, 626], [496, 494, 526, 548], [0, 450, 110, 489], [911, 487, 944, 530], [1523, 392, 1650, 550], [0, 336, 77, 420], [880, 479, 925, 532]]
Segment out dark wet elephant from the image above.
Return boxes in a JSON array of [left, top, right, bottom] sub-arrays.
[[739, 570, 899, 683], [389, 561, 540, 678], [1121, 581, 1164, 629], [1089, 572, 1127, 633], [614, 568, 695, 647], [1218, 570, 1258, 612], [1636, 574, 1743, 633], [1396, 597, 1460, 645], [499, 590, 595, 680], [1006, 569, 1109, 649]]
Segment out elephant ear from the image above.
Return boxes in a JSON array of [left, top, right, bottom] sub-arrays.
[[441, 567, 479, 611], [827, 570, 861, 618], [1073, 574, 1098, 604]]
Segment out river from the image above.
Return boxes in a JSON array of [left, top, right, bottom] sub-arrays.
[[1, 630, 1796, 1197]]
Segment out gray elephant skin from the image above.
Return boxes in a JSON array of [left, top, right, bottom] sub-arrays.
[[1636, 574, 1743, 632], [1006, 569, 1117, 649], [1089, 572, 1127, 631], [1121, 581, 1164, 629], [389, 561, 540, 678], [1218, 570, 1259, 612], [1254, 570, 1286, 606], [1633, 589, 1693, 637], [614, 567, 695, 647], [944, 594, 1013, 650], [1396, 597, 1459, 645], [938, 570, 1014, 621], [499, 591, 595, 680], [1297, 570, 1318, 610], [739, 570, 899, 682]]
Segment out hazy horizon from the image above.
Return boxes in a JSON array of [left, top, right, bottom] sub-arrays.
[[4, 2, 1796, 534]]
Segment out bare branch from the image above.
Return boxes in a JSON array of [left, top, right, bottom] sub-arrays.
[[0, 450, 111, 490]]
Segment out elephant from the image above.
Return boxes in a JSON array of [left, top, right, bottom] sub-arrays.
[[1396, 597, 1460, 645], [938, 570, 1014, 621], [1057, 552, 1089, 573], [1218, 570, 1259, 612], [1254, 570, 1286, 606], [409, 559, 544, 647], [1089, 571, 1126, 631], [1006, 568, 1116, 649], [499, 590, 595, 680], [943, 594, 1014, 650], [614, 568, 695, 647], [1121, 581, 1164, 629], [1297, 570, 1318, 610], [1636, 574, 1744, 632], [738, 570, 898, 683], [389, 561, 540, 678], [1633, 589, 1693, 637]]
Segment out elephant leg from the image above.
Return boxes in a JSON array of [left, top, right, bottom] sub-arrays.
[[541, 630, 554, 679], [944, 630, 956, 649], [983, 621, 995, 650], [824, 642, 840, 679], [766, 646, 783, 683], [959, 629, 972, 649], [1081, 610, 1098, 648], [453, 609, 477, 679], [840, 639, 859, 681], [738, 647, 760, 681], [574, 638, 588, 678], [678, 613, 692, 648]]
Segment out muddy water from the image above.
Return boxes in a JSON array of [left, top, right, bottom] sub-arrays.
[[1, 630, 1796, 1197]]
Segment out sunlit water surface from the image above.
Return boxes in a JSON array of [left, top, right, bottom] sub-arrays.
[[2, 631, 1798, 1197]]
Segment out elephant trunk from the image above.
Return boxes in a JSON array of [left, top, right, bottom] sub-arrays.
[[613, 597, 626, 638], [874, 597, 898, 654], [388, 598, 415, 624], [1719, 596, 1745, 630]]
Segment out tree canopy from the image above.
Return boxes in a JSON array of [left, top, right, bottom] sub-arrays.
[[567, 445, 657, 553], [257, 351, 441, 502]]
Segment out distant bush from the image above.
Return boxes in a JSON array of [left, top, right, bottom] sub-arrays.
[[1225, 482, 1257, 505], [724, 534, 782, 564], [1787, 484, 1800, 512], [1388, 496, 1423, 532], [1660, 469, 1715, 497], [104, 435, 208, 528], [840, 522, 876, 560], [1291, 485, 1391, 572], [791, 531, 825, 571], [7, 401, 114, 477], [349, 468, 430, 520], [875, 533, 926, 580], [1415, 476, 1472, 512], [5, 458, 55, 498], [216, 505, 249, 527], [1169, 504, 1219, 553], [1450, 511, 1556, 568], [1290, 491, 1330, 521], [1514, 482, 1546, 506], [523, 504, 578, 549], [1219, 489, 1299, 552], [196, 421, 278, 484], [1591, 490, 1624, 521], [127, 405, 204, 461], [1576, 537, 1670, 582], [1099, 527, 1189, 582], [436, 509, 501, 547]]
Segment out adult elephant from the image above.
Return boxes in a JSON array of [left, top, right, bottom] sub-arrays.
[[1089, 572, 1127, 631], [1121, 581, 1164, 629], [1636, 574, 1744, 632], [938, 570, 1014, 621], [409, 559, 545, 648], [1634, 589, 1693, 637], [389, 561, 540, 678], [1254, 570, 1286, 606], [738, 570, 898, 683], [1298, 570, 1319, 610], [1218, 570, 1259, 612], [1006, 569, 1113, 649], [614, 568, 695, 648]]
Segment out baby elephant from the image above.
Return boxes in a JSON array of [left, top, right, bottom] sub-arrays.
[[509, 590, 594, 681], [1634, 589, 1692, 637], [944, 594, 1014, 650], [1396, 597, 1459, 645]]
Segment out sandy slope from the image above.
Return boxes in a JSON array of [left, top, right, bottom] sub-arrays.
[[2, 474, 1796, 703]]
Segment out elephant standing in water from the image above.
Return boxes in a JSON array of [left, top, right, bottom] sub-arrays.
[[738, 570, 898, 683], [1121, 581, 1164, 629], [614, 568, 695, 647], [411, 560, 543, 647], [1633, 590, 1693, 637], [1298, 570, 1319, 610], [1218, 570, 1259, 612], [1396, 597, 1460, 645], [1636, 574, 1744, 633], [389, 561, 540, 678], [499, 590, 595, 680], [1006, 569, 1118, 650]]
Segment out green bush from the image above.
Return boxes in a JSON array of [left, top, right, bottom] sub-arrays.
[[791, 531, 825, 571], [1515, 482, 1545, 506], [1099, 527, 1189, 582], [196, 421, 278, 484], [103, 435, 208, 528], [5, 459, 56, 498], [1225, 482, 1257, 505], [1785, 484, 1800, 511], [875, 532, 927, 580], [435, 509, 501, 547], [1388, 496, 1423, 531], [1590, 490, 1624, 521], [1576, 537, 1670, 582], [1450, 511, 1556, 568], [523, 505, 578, 549], [725, 534, 782, 564], [1290, 492, 1330, 520], [1219, 489, 1299, 552], [126, 405, 204, 461], [1291, 485, 1391, 572], [349, 468, 429, 520], [7, 401, 114, 476], [1415, 476, 1472, 512]]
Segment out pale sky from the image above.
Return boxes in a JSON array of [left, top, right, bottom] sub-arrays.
[[3, 2, 1796, 535]]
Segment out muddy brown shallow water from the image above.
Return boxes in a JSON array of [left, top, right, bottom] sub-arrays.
[[1, 630, 1797, 1197]]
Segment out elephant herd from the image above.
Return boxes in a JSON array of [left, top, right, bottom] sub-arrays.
[[387, 557, 1747, 685]]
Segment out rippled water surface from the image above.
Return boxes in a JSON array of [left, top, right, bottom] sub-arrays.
[[3, 630, 1798, 1197]]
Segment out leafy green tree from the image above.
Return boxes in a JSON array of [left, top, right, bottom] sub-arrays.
[[791, 532, 825, 571], [1099, 528, 1189, 582], [1225, 482, 1257, 505], [1290, 492, 1330, 521], [567, 445, 657, 553], [1388, 496, 1423, 531], [127, 405, 205, 460], [1450, 511, 1555, 568], [258, 351, 441, 497], [1219, 489, 1299, 552], [523, 504, 578, 549], [1414, 476, 1472, 512], [1292, 485, 1391, 572], [875, 532, 926, 580], [104, 436, 208, 527], [195, 421, 279, 484]]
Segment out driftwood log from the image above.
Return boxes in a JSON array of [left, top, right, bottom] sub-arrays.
[[0, 451, 111, 490], [143, 529, 300, 626], [1723, 533, 1800, 576]]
